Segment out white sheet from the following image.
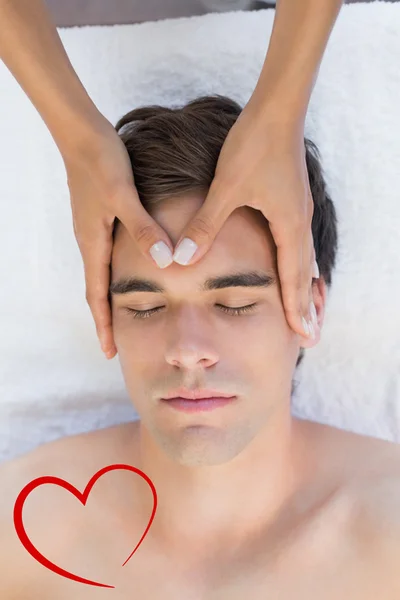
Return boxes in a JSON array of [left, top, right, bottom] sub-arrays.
[[1, 3, 399, 463]]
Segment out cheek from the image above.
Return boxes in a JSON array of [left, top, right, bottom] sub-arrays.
[[112, 314, 158, 374], [237, 309, 298, 374], [113, 309, 155, 346], [117, 339, 158, 405], [118, 333, 156, 372], [242, 314, 289, 356], [240, 316, 299, 402]]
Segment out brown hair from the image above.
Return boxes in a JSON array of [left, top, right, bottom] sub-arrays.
[[114, 94, 339, 369]]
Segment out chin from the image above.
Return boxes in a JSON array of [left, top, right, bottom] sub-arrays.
[[154, 425, 251, 467]]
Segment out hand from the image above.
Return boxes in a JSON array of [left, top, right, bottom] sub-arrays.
[[171, 100, 318, 339], [64, 119, 175, 359]]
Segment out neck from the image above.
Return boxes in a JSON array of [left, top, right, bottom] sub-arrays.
[[133, 408, 315, 559]]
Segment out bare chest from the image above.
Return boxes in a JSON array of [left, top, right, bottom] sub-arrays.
[[34, 539, 391, 600], [32, 495, 396, 600]]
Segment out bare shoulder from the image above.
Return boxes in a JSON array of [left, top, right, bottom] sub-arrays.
[[351, 441, 400, 597], [309, 421, 400, 535], [0, 442, 74, 596], [313, 422, 400, 593], [0, 421, 139, 597], [0, 419, 139, 489], [333, 427, 400, 580], [353, 437, 400, 540]]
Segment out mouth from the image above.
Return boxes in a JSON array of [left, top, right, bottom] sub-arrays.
[[160, 396, 237, 413]]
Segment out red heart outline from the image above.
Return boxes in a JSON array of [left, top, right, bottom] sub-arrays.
[[13, 464, 158, 589]]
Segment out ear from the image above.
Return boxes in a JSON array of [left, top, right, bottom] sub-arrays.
[[299, 277, 327, 349]]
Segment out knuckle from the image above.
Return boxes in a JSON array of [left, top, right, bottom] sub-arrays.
[[85, 291, 93, 306], [85, 286, 99, 306], [134, 223, 158, 246], [85, 286, 95, 305], [189, 215, 214, 241], [276, 215, 306, 241], [279, 268, 302, 288], [86, 291, 109, 318], [281, 286, 302, 312], [285, 302, 302, 322]]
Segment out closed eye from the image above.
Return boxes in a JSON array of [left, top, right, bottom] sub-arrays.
[[123, 303, 258, 320]]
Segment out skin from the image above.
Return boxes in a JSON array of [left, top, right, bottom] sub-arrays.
[[109, 191, 326, 557], [0, 0, 344, 356], [1, 185, 400, 595]]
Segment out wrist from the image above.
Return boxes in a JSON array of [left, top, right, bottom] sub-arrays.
[[55, 108, 114, 163], [248, 64, 311, 128], [246, 89, 306, 138]]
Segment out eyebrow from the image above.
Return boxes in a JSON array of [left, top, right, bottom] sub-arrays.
[[110, 269, 277, 296]]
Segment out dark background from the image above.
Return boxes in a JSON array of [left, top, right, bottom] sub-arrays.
[[44, 0, 388, 28]]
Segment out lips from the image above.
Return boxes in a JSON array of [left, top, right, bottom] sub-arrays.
[[162, 387, 234, 401], [161, 396, 236, 413]]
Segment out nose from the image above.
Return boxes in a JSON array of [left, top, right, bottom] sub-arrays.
[[165, 347, 219, 369], [164, 308, 220, 369]]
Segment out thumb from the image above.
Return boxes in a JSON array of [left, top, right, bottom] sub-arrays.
[[172, 185, 234, 266], [116, 188, 175, 269]]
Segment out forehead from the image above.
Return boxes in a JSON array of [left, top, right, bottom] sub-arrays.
[[111, 194, 276, 280]]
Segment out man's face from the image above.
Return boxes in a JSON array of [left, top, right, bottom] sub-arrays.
[[110, 193, 314, 467]]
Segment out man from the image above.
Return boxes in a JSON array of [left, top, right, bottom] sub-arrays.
[[1, 95, 399, 599]]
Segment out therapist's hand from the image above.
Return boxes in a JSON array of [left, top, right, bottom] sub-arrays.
[[65, 120, 175, 359], [171, 99, 318, 340]]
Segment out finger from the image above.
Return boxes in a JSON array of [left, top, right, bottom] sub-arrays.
[[301, 228, 315, 340], [115, 187, 175, 269], [82, 224, 116, 356], [172, 181, 236, 266], [304, 191, 317, 339], [300, 198, 315, 335], [273, 220, 307, 338]]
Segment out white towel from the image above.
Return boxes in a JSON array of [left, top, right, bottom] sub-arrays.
[[1, 3, 399, 463]]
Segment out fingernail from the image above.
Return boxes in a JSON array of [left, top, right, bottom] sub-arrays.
[[149, 241, 173, 269], [105, 349, 114, 359], [308, 320, 316, 340], [173, 238, 198, 265], [301, 316, 310, 337], [312, 260, 320, 279]]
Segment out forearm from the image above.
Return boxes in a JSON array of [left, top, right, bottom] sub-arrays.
[[251, 0, 344, 124], [0, 0, 105, 155]]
